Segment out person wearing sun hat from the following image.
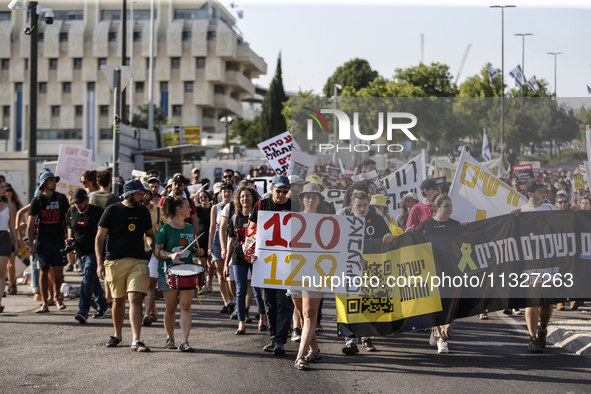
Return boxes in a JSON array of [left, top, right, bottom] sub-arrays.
[[397, 192, 419, 229], [370, 194, 404, 237]]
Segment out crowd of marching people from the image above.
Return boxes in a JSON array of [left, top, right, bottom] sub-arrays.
[[0, 157, 588, 368]]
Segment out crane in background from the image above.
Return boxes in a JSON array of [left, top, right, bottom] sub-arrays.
[[454, 44, 472, 84]]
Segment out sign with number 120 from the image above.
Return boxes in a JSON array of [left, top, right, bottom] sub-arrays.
[[252, 211, 365, 294]]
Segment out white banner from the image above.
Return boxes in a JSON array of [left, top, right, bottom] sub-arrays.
[[252, 211, 365, 294], [257, 131, 300, 176], [252, 177, 274, 198], [287, 147, 316, 179], [382, 150, 427, 217], [483, 158, 504, 177], [449, 151, 528, 223], [431, 157, 457, 179], [321, 189, 347, 212], [54, 145, 92, 194], [351, 170, 391, 207]]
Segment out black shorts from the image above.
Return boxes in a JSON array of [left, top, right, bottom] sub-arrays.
[[35, 239, 67, 270], [0, 231, 11, 257]]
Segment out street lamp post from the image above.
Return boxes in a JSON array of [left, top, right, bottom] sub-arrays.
[[220, 116, 233, 149], [547, 52, 563, 98], [514, 33, 533, 107], [490, 5, 516, 162], [330, 83, 342, 164]]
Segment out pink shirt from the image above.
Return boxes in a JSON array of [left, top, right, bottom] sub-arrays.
[[406, 202, 433, 228]]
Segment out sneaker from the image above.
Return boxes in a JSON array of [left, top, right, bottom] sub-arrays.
[[199, 285, 207, 295], [33, 293, 42, 301], [557, 303, 566, 311], [105, 336, 121, 347], [220, 305, 229, 314], [291, 327, 302, 342], [429, 330, 437, 347], [342, 343, 359, 355], [537, 329, 547, 349], [528, 338, 543, 353], [90, 299, 98, 311], [227, 303, 235, 314], [75, 312, 88, 324], [502, 309, 512, 315], [437, 340, 449, 354], [66, 264, 74, 272], [93, 307, 109, 319], [230, 310, 238, 320], [512, 308, 523, 315], [131, 341, 151, 352], [362, 338, 376, 352], [316, 322, 324, 331], [207, 281, 213, 293], [273, 344, 286, 356], [263, 343, 274, 352]]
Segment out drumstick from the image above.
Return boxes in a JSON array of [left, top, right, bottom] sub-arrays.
[[180, 233, 204, 254]]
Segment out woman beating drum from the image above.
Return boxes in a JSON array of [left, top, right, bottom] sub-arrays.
[[155, 196, 204, 352]]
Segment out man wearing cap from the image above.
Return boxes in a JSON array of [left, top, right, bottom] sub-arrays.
[[191, 168, 201, 185], [510, 179, 557, 353], [68, 189, 109, 323], [95, 179, 155, 352], [405, 179, 445, 231], [248, 175, 301, 356], [27, 171, 70, 313]]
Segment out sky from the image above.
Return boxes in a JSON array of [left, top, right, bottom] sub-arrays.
[[220, 0, 591, 98]]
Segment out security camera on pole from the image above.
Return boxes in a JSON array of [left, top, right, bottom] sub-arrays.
[[101, 65, 135, 196]]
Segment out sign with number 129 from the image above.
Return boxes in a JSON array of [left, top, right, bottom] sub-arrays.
[[252, 211, 365, 294]]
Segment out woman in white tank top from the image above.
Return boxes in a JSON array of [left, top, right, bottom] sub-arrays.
[[0, 180, 18, 313]]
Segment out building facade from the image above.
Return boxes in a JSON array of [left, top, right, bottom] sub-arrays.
[[0, 0, 266, 164]]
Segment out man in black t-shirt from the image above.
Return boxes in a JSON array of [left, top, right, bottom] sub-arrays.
[[96, 179, 155, 352], [68, 188, 108, 324], [248, 175, 299, 356], [27, 171, 70, 313]]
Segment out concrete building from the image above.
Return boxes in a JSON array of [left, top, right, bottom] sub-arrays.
[[0, 0, 266, 167]]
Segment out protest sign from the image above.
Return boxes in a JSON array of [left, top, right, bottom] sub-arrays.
[[448, 151, 527, 223], [287, 148, 315, 179], [321, 189, 347, 212], [257, 131, 300, 176], [54, 145, 92, 194], [513, 164, 535, 191], [431, 158, 457, 179], [131, 169, 146, 178], [351, 170, 391, 207], [519, 161, 544, 180], [382, 150, 427, 216], [483, 158, 504, 176], [252, 211, 365, 294], [252, 177, 274, 197]]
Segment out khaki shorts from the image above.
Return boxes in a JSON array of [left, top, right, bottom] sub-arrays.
[[105, 257, 149, 298]]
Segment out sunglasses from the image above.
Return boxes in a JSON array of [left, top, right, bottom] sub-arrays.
[[223, 175, 233, 179], [556, 200, 569, 205], [274, 189, 289, 195]]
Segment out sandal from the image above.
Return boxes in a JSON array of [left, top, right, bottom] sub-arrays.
[[9, 285, 17, 295], [305, 349, 322, 363], [143, 315, 153, 326], [294, 356, 310, 370], [479, 313, 488, 320], [35, 305, 50, 313], [164, 338, 176, 349], [54, 298, 66, 310], [179, 342, 194, 352]]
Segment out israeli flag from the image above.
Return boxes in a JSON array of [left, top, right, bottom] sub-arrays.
[[527, 76, 540, 93], [488, 63, 498, 86], [509, 65, 526, 88], [482, 129, 491, 161]]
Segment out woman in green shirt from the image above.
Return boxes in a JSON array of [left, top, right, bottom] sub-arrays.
[[155, 196, 198, 352]]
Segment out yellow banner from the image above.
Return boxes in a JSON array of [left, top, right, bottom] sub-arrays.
[[162, 132, 180, 147], [184, 127, 201, 145]]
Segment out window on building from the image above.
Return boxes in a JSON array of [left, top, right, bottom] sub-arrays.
[[0, 12, 11, 21], [100, 129, 113, 140], [101, 10, 121, 20], [39, 82, 47, 93], [73, 58, 82, 69], [184, 81, 194, 92], [99, 106, 109, 116], [1, 59, 8, 69], [127, 10, 156, 20], [75, 105, 83, 117], [15, 83, 22, 92], [108, 32, 118, 42], [3, 106, 10, 116], [38, 129, 82, 140], [136, 81, 144, 92], [182, 31, 192, 41], [203, 108, 215, 118], [38, 33, 44, 43], [133, 32, 142, 42], [160, 82, 168, 92], [172, 105, 182, 116], [87, 82, 95, 91], [59, 33, 68, 42], [41, 10, 83, 21], [171, 57, 180, 68], [49, 58, 58, 69], [63, 82, 71, 93], [0, 128, 8, 139], [174, 8, 209, 20], [98, 58, 107, 67], [214, 85, 225, 94], [124, 57, 130, 66], [207, 31, 216, 41], [51, 106, 60, 117], [196, 57, 206, 68], [25, 59, 28, 70]]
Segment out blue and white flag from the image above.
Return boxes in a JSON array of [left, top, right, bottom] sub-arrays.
[[509, 65, 526, 88], [488, 63, 498, 86], [587, 84, 591, 94], [482, 129, 491, 161], [527, 76, 540, 93]]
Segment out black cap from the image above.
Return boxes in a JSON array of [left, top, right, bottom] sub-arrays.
[[5, 183, 13, 191], [72, 188, 88, 203], [172, 173, 186, 184], [525, 179, 547, 193], [420, 179, 445, 191]]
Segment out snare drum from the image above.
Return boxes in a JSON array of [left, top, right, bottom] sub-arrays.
[[165, 264, 206, 290]]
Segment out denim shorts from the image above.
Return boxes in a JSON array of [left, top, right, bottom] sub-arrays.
[[211, 230, 222, 262]]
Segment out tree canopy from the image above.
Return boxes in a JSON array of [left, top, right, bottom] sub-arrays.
[[323, 58, 379, 96], [260, 53, 288, 141]]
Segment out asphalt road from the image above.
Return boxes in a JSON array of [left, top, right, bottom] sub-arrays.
[[2, 273, 591, 394]]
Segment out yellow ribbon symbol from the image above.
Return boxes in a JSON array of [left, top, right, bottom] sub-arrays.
[[458, 243, 477, 273]]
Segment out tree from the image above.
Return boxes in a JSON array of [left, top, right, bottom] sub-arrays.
[[323, 58, 379, 96], [575, 105, 591, 140], [260, 53, 288, 141], [394, 62, 458, 97], [458, 64, 503, 98], [130, 104, 168, 147], [229, 116, 262, 148]]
